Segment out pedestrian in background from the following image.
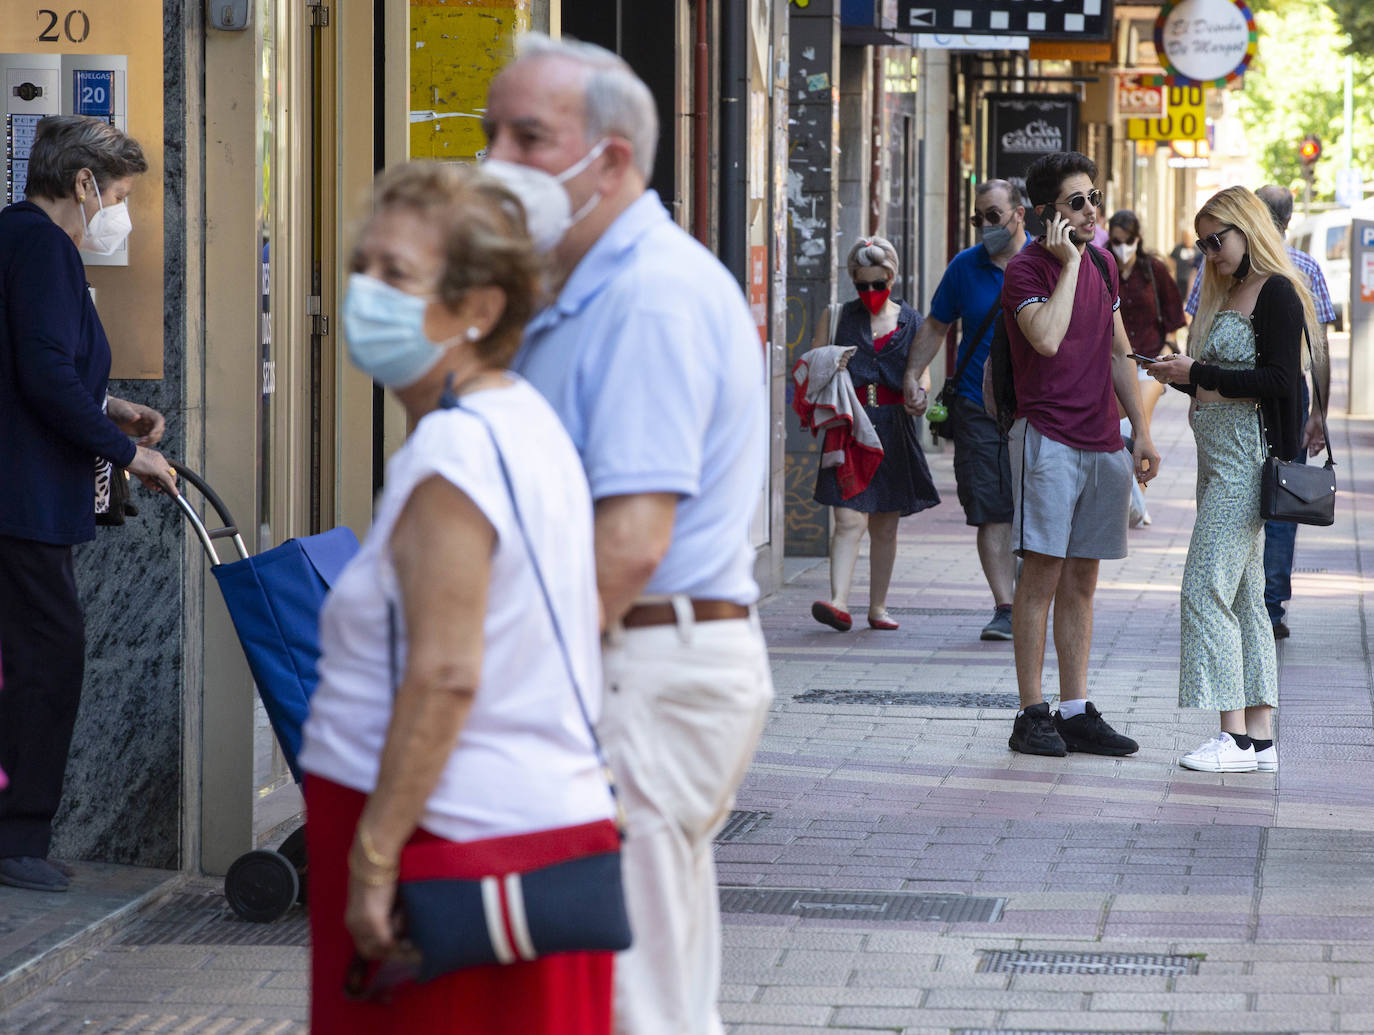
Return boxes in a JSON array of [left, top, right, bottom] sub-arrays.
[[808, 236, 940, 634], [1150, 186, 1317, 774], [905, 179, 1029, 642], [0, 115, 175, 894], [487, 34, 774, 1035], [997, 150, 1157, 759], [298, 162, 619, 1032], [1107, 209, 1186, 528]]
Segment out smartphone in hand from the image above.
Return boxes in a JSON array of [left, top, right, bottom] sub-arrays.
[[1128, 353, 1157, 365]]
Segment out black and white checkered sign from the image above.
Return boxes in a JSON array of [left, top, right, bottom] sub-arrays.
[[896, 0, 1113, 41]]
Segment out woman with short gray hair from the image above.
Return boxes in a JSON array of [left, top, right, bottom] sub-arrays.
[[0, 114, 176, 893], [805, 235, 940, 633]]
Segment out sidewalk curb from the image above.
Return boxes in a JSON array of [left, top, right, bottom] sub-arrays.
[[0, 871, 187, 1011]]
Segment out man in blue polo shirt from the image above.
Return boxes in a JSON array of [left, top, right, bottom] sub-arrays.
[[486, 33, 773, 1035], [904, 179, 1030, 641], [1185, 184, 1334, 640]]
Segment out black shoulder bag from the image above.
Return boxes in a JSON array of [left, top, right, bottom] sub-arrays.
[[1258, 326, 1335, 526], [930, 296, 1001, 442]]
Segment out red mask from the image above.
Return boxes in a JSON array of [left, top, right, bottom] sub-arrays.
[[860, 288, 890, 315]]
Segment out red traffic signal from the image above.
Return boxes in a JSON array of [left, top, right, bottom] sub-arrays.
[[1300, 135, 1322, 166]]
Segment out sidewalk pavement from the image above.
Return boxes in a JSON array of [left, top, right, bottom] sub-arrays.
[[5, 336, 1374, 1033]]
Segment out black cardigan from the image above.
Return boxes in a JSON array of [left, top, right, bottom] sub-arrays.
[[1176, 274, 1306, 462]]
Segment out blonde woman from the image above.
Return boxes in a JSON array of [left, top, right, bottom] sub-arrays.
[[808, 237, 940, 632], [1148, 187, 1319, 774]]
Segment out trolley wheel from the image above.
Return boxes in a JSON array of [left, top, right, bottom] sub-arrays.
[[224, 849, 300, 923], [277, 825, 308, 906]]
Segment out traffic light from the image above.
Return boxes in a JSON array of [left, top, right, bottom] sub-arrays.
[[1300, 134, 1322, 167]]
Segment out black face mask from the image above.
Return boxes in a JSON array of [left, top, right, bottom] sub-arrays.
[[1233, 253, 1252, 280]]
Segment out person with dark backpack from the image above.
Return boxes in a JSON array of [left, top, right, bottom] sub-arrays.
[[904, 179, 1030, 641], [995, 151, 1160, 759]]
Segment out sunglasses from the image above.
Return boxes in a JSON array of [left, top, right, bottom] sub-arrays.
[[1053, 188, 1104, 213], [970, 208, 1011, 228], [1196, 226, 1237, 254], [854, 281, 890, 293]]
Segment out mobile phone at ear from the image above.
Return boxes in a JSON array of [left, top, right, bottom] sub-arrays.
[[1128, 353, 1157, 365]]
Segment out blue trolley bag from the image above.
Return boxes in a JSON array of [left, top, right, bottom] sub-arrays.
[[211, 526, 359, 780]]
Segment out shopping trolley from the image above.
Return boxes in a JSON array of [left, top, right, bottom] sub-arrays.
[[169, 460, 359, 922]]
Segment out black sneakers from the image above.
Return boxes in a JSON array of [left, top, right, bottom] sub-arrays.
[[1009, 702, 1067, 756], [1054, 702, 1139, 756]]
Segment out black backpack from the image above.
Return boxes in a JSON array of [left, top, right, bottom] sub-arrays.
[[987, 244, 1116, 437]]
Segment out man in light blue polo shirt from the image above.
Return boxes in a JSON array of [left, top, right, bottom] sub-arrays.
[[486, 34, 773, 1035], [903, 179, 1030, 641]]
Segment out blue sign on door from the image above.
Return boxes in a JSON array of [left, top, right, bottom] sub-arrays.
[[73, 70, 114, 117]]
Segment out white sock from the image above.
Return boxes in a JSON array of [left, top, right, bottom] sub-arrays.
[[1058, 698, 1088, 719]]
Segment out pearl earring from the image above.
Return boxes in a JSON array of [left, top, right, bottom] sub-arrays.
[[464, 327, 480, 342]]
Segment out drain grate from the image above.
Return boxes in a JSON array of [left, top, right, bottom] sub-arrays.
[[886, 606, 987, 616], [977, 950, 1201, 976], [716, 809, 771, 842], [794, 689, 1021, 709], [120, 892, 310, 947], [721, 887, 1003, 923]]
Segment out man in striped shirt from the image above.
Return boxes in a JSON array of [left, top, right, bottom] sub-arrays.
[[1185, 185, 1334, 640]]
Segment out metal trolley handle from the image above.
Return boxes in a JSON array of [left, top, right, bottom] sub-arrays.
[[168, 460, 251, 565]]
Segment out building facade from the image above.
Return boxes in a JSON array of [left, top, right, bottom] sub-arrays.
[[3, 0, 1230, 875]]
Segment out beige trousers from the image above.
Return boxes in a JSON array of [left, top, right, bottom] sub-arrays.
[[601, 604, 774, 1035]]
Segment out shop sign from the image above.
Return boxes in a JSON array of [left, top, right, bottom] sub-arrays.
[[1148, 0, 1258, 88], [985, 94, 1078, 234], [896, 0, 1113, 41], [1113, 70, 1166, 119], [1126, 84, 1206, 141]]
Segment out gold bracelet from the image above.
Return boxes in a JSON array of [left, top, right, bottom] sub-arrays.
[[354, 826, 395, 869], [348, 859, 398, 887]]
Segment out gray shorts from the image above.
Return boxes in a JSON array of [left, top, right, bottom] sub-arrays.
[[950, 395, 1014, 526], [1009, 418, 1131, 560]]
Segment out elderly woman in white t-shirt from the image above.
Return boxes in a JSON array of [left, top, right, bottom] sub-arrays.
[[297, 163, 618, 1033]]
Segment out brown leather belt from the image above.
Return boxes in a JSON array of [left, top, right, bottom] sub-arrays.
[[621, 599, 750, 629]]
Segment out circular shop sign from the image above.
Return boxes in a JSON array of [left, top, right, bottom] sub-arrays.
[[1150, 0, 1257, 88]]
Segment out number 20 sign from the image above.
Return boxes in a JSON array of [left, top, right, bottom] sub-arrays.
[[1126, 86, 1206, 142]]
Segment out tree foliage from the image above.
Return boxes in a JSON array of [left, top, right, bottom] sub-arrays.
[[1327, 0, 1374, 57], [1236, 0, 1374, 200]]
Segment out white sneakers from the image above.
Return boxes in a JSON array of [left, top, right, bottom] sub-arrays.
[[1178, 732, 1278, 773]]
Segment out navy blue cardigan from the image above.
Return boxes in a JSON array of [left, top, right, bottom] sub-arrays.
[[0, 201, 136, 545]]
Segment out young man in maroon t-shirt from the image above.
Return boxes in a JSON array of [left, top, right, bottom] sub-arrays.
[[999, 151, 1161, 757]]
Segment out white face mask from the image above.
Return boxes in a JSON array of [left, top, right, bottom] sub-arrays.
[[1110, 240, 1138, 265], [554, 137, 611, 228], [480, 159, 573, 253], [81, 176, 132, 255], [480, 138, 610, 252]]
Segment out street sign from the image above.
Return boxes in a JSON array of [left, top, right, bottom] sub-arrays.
[[895, 0, 1113, 41], [73, 69, 114, 117], [1337, 168, 1364, 207], [1113, 70, 1166, 119], [1126, 85, 1206, 142]]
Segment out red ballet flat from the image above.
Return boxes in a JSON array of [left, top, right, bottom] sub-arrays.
[[811, 601, 853, 631], [867, 613, 900, 630]]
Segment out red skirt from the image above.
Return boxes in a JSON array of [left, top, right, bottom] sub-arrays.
[[305, 775, 614, 1034]]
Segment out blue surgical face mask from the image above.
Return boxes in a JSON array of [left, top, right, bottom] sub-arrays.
[[342, 273, 457, 389]]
